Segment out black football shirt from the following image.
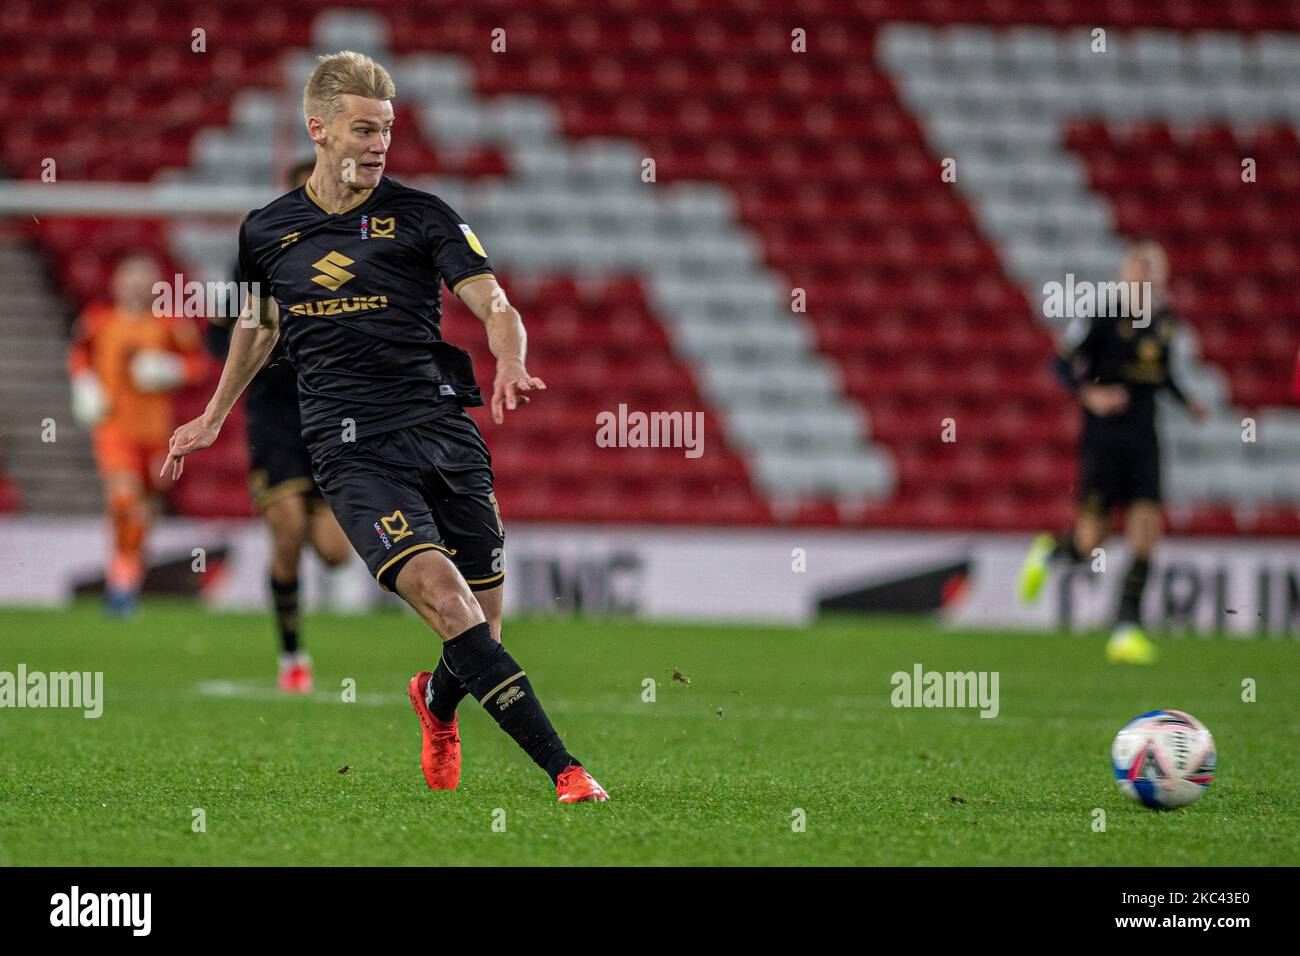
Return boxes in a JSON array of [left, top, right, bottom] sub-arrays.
[[236, 176, 494, 456], [1064, 305, 1189, 432]]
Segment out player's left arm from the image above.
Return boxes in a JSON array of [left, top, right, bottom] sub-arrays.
[[67, 307, 109, 427], [456, 276, 546, 425], [1163, 364, 1207, 422], [1163, 323, 1208, 422]]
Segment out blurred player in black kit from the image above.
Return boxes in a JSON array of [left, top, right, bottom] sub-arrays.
[[1018, 239, 1208, 663], [206, 158, 352, 694]]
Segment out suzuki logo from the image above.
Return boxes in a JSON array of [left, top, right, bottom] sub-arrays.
[[311, 251, 356, 291]]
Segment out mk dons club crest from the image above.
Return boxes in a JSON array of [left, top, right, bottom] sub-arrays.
[[377, 509, 414, 546]]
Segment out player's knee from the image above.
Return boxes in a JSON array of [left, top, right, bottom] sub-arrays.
[[311, 520, 352, 568], [400, 563, 482, 637], [317, 546, 351, 569], [107, 488, 131, 518], [1126, 508, 1162, 557], [107, 482, 142, 518], [429, 588, 481, 636], [311, 530, 351, 568], [266, 505, 305, 548]]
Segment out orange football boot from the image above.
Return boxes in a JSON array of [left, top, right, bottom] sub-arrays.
[[408, 671, 462, 790], [277, 660, 313, 694], [556, 765, 609, 803]]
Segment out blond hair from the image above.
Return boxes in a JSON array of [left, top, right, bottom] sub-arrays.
[[303, 51, 396, 124]]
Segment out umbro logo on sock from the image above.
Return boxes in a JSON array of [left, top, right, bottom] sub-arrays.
[[496, 686, 525, 710]]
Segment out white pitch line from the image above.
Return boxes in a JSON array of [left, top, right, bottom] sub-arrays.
[[193, 680, 405, 707]]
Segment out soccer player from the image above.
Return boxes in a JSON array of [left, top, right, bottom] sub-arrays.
[[1017, 239, 1207, 663], [163, 51, 607, 802], [68, 251, 206, 616], [206, 157, 352, 694]]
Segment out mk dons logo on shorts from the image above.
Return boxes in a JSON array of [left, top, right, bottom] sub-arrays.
[[311, 251, 355, 291], [377, 509, 414, 546], [495, 685, 525, 711]]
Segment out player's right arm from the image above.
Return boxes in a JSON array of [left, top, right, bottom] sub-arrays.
[[67, 307, 110, 428], [161, 290, 278, 479]]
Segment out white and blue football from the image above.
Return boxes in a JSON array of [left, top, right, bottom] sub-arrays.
[[1111, 709, 1217, 809]]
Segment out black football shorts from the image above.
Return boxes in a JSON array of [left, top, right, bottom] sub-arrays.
[[246, 400, 324, 511], [311, 409, 505, 593], [244, 361, 325, 511], [1078, 422, 1162, 513]]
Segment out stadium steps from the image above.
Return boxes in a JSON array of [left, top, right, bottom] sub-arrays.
[[0, 233, 101, 513]]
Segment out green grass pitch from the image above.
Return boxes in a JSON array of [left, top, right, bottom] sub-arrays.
[[0, 602, 1296, 866]]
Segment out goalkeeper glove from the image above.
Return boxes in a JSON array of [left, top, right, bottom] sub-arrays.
[[130, 349, 186, 392], [71, 372, 109, 427]]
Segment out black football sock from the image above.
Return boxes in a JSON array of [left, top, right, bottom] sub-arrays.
[[270, 576, 301, 655], [1116, 556, 1151, 626], [424, 658, 469, 723], [441, 622, 579, 784], [1052, 533, 1082, 563]]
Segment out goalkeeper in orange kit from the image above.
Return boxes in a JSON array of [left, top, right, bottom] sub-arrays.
[[68, 251, 206, 616]]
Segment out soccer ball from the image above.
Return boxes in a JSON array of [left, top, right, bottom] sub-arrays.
[[1111, 709, 1217, 809]]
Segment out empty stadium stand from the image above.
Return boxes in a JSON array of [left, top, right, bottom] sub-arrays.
[[1, 1, 1297, 532], [0, 231, 99, 514]]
